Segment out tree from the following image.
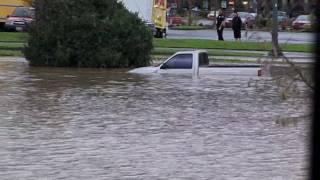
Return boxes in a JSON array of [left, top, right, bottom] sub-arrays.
[[187, 0, 194, 25], [24, 0, 153, 68], [259, 0, 282, 58], [271, 0, 282, 58], [181, 0, 195, 25]]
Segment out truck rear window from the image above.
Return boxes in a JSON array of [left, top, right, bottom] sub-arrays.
[[199, 52, 209, 67]]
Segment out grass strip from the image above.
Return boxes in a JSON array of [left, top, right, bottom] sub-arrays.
[[153, 39, 313, 53], [0, 32, 27, 42], [0, 50, 23, 57], [0, 44, 24, 51], [152, 55, 258, 63], [0, 32, 312, 54], [153, 48, 265, 57]]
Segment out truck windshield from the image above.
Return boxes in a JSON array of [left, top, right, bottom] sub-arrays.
[[12, 7, 35, 18], [163, 54, 193, 69]]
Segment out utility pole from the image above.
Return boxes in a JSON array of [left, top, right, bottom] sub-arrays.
[[271, 0, 281, 58]]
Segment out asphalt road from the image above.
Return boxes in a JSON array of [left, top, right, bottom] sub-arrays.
[[167, 29, 315, 44]]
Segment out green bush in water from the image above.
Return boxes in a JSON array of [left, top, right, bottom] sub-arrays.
[[25, 0, 153, 68]]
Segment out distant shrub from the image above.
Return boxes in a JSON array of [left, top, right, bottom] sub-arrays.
[[24, 0, 153, 68]]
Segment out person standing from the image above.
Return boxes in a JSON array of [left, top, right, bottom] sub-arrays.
[[232, 11, 242, 41], [216, 9, 225, 41]]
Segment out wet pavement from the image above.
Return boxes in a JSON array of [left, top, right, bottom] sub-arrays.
[[0, 59, 311, 179]]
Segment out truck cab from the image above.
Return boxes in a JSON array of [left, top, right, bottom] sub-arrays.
[[130, 50, 208, 75], [129, 50, 262, 77], [158, 50, 208, 75]]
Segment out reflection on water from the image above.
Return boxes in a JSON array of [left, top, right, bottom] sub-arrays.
[[0, 60, 310, 179]]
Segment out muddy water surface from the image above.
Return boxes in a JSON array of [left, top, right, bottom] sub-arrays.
[[0, 60, 311, 179]]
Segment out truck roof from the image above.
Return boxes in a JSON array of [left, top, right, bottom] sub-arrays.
[[174, 50, 207, 54]]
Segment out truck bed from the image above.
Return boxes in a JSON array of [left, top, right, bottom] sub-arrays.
[[199, 67, 261, 76], [208, 64, 261, 68]]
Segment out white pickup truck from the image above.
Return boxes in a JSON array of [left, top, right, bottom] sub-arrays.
[[129, 50, 262, 76]]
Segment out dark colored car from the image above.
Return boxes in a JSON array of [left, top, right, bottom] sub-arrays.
[[292, 15, 311, 30], [167, 7, 183, 26], [5, 7, 35, 32]]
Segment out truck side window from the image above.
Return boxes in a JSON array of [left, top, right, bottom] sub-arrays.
[[199, 52, 209, 67], [162, 54, 193, 69]]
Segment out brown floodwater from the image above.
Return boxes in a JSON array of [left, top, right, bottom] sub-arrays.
[[0, 59, 311, 179]]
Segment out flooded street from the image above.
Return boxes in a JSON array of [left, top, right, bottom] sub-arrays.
[[0, 59, 311, 179]]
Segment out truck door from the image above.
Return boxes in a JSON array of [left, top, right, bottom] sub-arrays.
[[158, 54, 193, 74]]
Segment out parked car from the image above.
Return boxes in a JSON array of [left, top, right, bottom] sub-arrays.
[[5, 7, 34, 32], [249, 13, 257, 18], [191, 7, 200, 16], [224, 14, 233, 28], [292, 15, 311, 30], [207, 11, 219, 20], [246, 13, 257, 29], [277, 11, 290, 30], [168, 16, 183, 26], [225, 12, 254, 29]]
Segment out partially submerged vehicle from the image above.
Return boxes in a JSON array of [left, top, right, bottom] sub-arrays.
[[129, 50, 262, 76]]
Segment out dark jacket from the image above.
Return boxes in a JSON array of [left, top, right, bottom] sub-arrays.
[[232, 16, 242, 31], [216, 14, 225, 29]]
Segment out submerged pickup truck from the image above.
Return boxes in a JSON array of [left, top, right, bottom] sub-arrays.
[[129, 50, 263, 76]]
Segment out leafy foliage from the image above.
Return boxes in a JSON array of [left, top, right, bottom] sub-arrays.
[[25, 0, 153, 68]]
